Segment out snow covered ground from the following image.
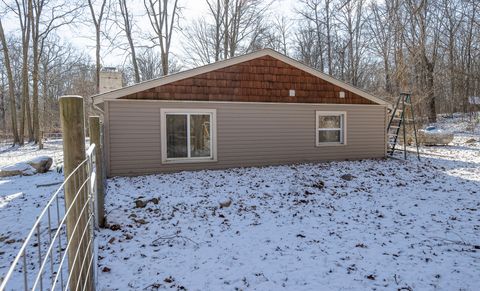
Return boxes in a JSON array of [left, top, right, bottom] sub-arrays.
[[0, 140, 65, 285], [97, 116, 480, 291], [1, 115, 479, 290]]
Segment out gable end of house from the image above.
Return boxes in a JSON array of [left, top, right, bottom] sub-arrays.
[[92, 49, 389, 107]]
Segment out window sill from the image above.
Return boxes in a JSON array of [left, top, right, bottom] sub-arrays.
[[316, 143, 347, 147], [162, 158, 218, 164]]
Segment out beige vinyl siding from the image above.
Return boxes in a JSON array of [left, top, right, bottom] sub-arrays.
[[105, 100, 387, 176]]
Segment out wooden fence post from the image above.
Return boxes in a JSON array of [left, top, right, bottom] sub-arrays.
[[59, 95, 94, 291], [89, 116, 105, 228]]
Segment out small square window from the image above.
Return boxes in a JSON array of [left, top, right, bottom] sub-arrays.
[[316, 111, 346, 146]]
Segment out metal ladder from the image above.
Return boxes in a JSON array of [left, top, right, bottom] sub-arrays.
[[387, 93, 420, 160]]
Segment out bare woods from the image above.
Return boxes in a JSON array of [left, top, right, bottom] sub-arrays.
[[1, 0, 479, 146]]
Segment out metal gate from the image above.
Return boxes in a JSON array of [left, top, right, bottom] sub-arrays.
[[0, 144, 98, 291]]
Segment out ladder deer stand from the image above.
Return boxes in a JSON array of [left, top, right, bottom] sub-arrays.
[[386, 93, 420, 160]]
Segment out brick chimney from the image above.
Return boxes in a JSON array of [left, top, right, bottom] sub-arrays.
[[99, 67, 123, 93]]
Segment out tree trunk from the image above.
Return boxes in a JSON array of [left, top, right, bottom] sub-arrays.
[[313, 4, 324, 73], [325, 0, 332, 75], [0, 73, 6, 132], [32, 2, 40, 144], [95, 25, 101, 93], [384, 57, 392, 94], [88, 0, 107, 93], [130, 41, 140, 83], [426, 60, 436, 122], [223, 0, 229, 59], [119, 0, 139, 83], [214, 0, 221, 61], [19, 54, 28, 144], [19, 0, 33, 144], [42, 66, 48, 133]]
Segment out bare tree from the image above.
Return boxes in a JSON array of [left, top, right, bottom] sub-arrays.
[[366, 0, 398, 95], [224, 0, 271, 57], [0, 63, 5, 132], [117, 0, 140, 82], [144, 0, 181, 76], [88, 0, 109, 93], [206, 0, 223, 61], [269, 15, 291, 55], [403, 0, 441, 122], [335, 0, 367, 86], [182, 18, 218, 66], [137, 48, 162, 81], [7, 0, 34, 143], [459, 0, 479, 114], [182, 0, 271, 66], [0, 18, 20, 144], [294, 24, 322, 69], [31, 0, 82, 145], [40, 37, 86, 132], [136, 48, 181, 81], [296, 0, 329, 73]]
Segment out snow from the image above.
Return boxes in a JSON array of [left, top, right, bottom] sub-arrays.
[[0, 162, 36, 175], [97, 116, 480, 291], [0, 140, 65, 286], [1, 116, 479, 290], [420, 126, 448, 134], [434, 113, 479, 134], [0, 139, 63, 167]]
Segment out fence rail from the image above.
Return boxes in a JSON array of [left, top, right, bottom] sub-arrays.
[[0, 144, 98, 291]]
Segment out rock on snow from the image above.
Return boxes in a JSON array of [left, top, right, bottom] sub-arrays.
[[26, 156, 53, 173], [0, 162, 36, 177]]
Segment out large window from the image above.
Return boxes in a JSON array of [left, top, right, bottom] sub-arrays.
[[161, 109, 217, 163], [316, 111, 346, 146]]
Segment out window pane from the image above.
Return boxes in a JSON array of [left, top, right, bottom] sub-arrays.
[[166, 114, 188, 158], [190, 114, 211, 157], [318, 130, 341, 143], [318, 115, 341, 128]]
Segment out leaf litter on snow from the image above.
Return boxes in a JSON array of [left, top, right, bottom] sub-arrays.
[[97, 118, 479, 291]]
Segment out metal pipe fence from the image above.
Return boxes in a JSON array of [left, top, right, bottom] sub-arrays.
[[0, 144, 98, 291]]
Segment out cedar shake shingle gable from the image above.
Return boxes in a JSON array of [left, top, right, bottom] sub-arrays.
[[120, 56, 374, 104], [92, 49, 389, 106]]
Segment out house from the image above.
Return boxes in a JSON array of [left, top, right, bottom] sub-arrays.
[[92, 49, 390, 177]]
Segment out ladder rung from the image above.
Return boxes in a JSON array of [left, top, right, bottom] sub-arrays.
[[393, 118, 414, 122], [389, 125, 400, 129]]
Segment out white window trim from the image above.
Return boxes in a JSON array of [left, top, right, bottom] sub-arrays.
[[315, 111, 347, 146], [160, 108, 217, 164]]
